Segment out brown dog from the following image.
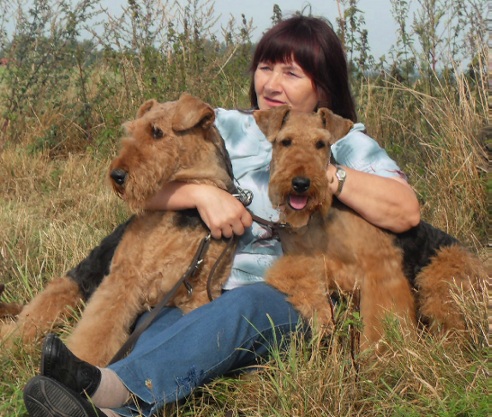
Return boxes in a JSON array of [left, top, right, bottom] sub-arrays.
[[1, 94, 237, 366], [61, 93, 238, 366], [254, 106, 484, 349]]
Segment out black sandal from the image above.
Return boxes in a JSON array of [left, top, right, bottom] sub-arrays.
[[23, 375, 105, 417]]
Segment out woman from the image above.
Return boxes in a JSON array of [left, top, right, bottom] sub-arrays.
[[23, 15, 420, 417]]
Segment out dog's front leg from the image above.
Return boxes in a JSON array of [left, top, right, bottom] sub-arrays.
[[265, 254, 335, 332], [66, 265, 143, 366], [359, 264, 417, 350]]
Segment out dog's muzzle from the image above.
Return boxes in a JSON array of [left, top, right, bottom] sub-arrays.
[[110, 169, 128, 186]]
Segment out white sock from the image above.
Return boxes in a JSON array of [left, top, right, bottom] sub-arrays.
[[90, 368, 131, 408]]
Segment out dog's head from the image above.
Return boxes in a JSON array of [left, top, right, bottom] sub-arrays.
[[254, 106, 353, 228], [109, 93, 231, 212]]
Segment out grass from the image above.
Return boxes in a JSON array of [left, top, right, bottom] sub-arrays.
[[0, 73, 488, 417], [173, 291, 488, 417]]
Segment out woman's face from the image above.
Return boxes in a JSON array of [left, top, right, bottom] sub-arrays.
[[254, 59, 319, 113]]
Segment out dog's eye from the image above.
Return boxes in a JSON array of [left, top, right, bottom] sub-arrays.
[[280, 138, 292, 147], [152, 126, 164, 139], [315, 140, 326, 149]]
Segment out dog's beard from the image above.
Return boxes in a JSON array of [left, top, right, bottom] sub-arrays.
[[278, 188, 329, 229], [123, 165, 175, 212], [269, 174, 330, 228]]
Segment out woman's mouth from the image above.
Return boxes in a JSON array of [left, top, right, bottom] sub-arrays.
[[263, 97, 286, 107]]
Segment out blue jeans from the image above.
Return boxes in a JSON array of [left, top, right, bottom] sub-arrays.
[[109, 283, 302, 416]]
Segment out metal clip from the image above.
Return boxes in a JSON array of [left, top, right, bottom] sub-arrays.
[[232, 187, 253, 207]]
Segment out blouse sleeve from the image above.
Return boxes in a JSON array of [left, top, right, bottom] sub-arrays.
[[331, 123, 407, 180]]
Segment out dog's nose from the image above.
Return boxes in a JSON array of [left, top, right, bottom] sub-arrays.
[[292, 176, 310, 193], [110, 169, 128, 186]]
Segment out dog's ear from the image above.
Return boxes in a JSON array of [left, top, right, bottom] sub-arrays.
[[137, 99, 159, 118], [317, 108, 354, 144], [172, 93, 215, 132], [253, 105, 291, 142]]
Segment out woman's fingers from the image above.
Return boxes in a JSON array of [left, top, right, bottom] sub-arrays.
[[196, 188, 253, 239]]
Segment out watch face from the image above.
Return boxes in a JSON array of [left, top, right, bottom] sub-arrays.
[[335, 167, 346, 196], [336, 168, 346, 181]]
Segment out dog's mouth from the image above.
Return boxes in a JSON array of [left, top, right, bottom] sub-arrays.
[[287, 194, 308, 211]]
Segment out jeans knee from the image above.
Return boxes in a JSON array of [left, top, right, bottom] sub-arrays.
[[220, 283, 297, 326], [222, 283, 279, 310]]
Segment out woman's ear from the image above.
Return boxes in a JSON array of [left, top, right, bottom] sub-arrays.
[[253, 105, 291, 142]]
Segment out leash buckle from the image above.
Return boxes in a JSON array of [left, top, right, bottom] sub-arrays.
[[232, 187, 253, 207]]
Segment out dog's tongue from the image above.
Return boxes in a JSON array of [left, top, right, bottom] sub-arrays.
[[288, 194, 308, 210]]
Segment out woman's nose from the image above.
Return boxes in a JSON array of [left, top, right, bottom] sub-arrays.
[[264, 72, 281, 92]]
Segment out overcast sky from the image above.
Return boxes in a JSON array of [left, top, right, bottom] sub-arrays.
[[4, 1, 405, 60], [210, 0, 400, 59]]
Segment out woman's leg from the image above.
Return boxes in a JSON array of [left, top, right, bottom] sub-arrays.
[[23, 283, 301, 417], [109, 282, 301, 416]]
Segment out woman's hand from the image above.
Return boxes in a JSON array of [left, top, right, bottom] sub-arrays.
[[145, 182, 253, 239], [191, 185, 253, 239]]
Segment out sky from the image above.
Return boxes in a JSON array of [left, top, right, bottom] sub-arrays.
[[100, 0, 402, 60], [209, 0, 399, 59]]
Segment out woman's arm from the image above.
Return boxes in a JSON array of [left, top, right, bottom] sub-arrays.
[[327, 164, 420, 233], [144, 182, 253, 239]]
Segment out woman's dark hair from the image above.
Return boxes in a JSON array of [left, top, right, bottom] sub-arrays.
[[249, 15, 357, 122]]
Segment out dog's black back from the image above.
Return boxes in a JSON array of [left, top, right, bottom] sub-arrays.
[[66, 217, 133, 300], [395, 221, 460, 286]]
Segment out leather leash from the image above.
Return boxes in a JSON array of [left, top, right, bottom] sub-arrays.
[[233, 185, 290, 230], [109, 233, 212, 364], [248, 211, 289, 231]]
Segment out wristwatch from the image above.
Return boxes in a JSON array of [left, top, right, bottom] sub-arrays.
[[334, 165, 346, 196]]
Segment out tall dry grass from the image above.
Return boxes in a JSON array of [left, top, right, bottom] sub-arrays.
[[357, 64, 487, 250], [0, 145, 128, 414], [170, 287, 488, 417], [0, 71, 487, 417]]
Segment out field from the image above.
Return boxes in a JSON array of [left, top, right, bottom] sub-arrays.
[[0, 0, 488, 416]]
